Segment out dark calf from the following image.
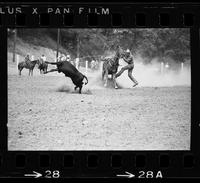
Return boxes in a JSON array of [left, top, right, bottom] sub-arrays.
[[44, 61, 88, 94]]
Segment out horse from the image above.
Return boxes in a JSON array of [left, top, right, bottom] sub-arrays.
[[18, 59, 39, 76], [102, 46, 124, 89], [38, 61, 48, 74]]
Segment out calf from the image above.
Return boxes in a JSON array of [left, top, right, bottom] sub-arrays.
[[44, 61, 88, 94]]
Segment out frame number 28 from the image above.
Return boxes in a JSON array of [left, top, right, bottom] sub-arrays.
[[44, 170, 60, 178]]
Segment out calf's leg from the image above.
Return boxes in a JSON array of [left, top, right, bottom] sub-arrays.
[[74, 86, 78, 91], [79, 85, 83, 94], [44, 68, 58, 74]]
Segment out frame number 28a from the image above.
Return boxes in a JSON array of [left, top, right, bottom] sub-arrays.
[[138, 171, 163, 178]]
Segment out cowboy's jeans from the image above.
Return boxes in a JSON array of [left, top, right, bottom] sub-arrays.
[[116, 64, 138, 84]]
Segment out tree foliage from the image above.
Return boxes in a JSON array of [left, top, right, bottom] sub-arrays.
[[9, 28, 190, 63]]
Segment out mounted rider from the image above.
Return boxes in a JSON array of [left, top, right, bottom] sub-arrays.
[[115, 49, 138, 87], [40, 54, 46, 64], [24, 54, 30, 65]]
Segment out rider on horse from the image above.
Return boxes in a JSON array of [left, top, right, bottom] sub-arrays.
[[115, 49, 138, 87], [24, 54, 30, 65], [40, 54, 46, 64]]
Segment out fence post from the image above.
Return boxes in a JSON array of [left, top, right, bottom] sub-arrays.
[[181, 62, 184, 72], [16, 54, 19, 71], [100, 61, 104, 72], [56, 28, 60, 62], [13, 29, 17, 62], [160, 62, 164, 74], [85, 60, 88, 75], [75, 58, 79, 69]]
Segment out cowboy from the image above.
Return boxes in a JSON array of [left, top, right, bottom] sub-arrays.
[[40, 54, 46, 64], [115, 49, 138, 87], [31, 55, 35, 61], [91, 59, 95, 70], [66, 55, 73, 65], [57, 55, 61, 62], [95, 59, 99, 69], [61, 54, 66, 61], [66, 55, 70, 62], [24, 54, 30, 64]]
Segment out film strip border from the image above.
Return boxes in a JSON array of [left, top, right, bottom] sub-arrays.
[[0, 2, 200, 179], [0, 3, 200, 27], [0, 151, 200, 178]]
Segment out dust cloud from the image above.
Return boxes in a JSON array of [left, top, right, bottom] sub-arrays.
[[116, 57, 191, 88], [87, 56, 191, 89], [55, 56, 191, 92]]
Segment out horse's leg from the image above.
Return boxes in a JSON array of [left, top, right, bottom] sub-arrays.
[[113, 73, 118, 89], [19, 67, 23, 75], [102, 70, 105, 81]]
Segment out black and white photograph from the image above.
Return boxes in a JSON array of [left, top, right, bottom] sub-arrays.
[[7, 28, 191, 150]]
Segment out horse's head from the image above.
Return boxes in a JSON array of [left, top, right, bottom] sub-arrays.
[[113, 45, 125, 65]]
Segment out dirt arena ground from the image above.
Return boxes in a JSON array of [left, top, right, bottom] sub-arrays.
[[7, 61, 191, 150]]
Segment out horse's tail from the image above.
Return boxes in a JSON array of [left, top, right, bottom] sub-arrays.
[[83, 75, 88, 85]]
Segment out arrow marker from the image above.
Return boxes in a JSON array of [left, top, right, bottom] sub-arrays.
[[24, 171, 42, 178], [117, 171, 135, 178]]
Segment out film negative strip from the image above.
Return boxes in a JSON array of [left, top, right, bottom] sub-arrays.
[[0, 1, 200, 180]]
